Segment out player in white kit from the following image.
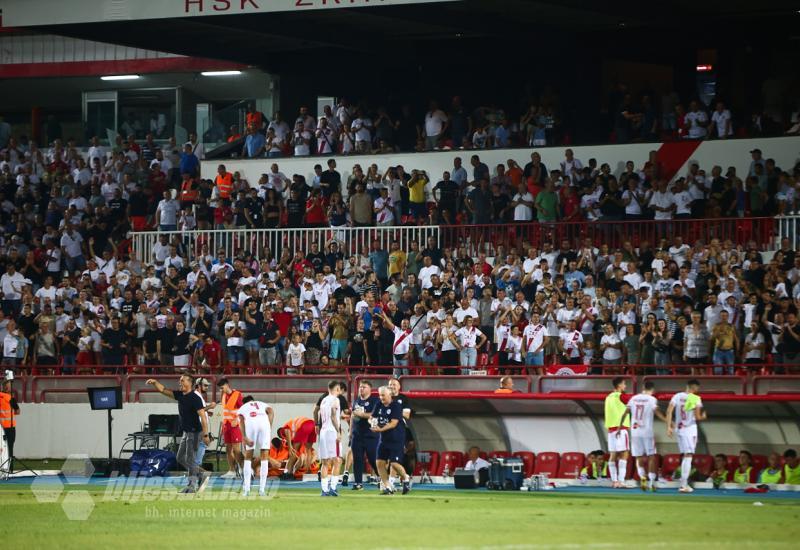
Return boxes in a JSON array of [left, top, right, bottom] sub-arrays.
[[619, 381, 666, 492], [319, 380, 343, 497], [666, 379, 707, 493], [237, 396, 274, 497]]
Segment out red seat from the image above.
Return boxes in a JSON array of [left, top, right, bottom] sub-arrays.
[[692, 454, 713, 477], [726, 455, 739, 473], [661, 454, 682, 478], [436, 451, 464, 475], [557, 452, 585, 479], [632, 455, 662, 480], [533, 452, 560, 477], [489, 451, 512, 460], [751, 454, 768, 473], [513, 451, 535, 477], [413, 451, 440, 476], [478, 451, 488, 460]]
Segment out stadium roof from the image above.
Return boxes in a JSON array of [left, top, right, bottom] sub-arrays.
[[23, 0, 800, 74]]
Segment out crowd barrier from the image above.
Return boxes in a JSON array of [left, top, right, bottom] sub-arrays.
[[131, 216, 777, 264], [8, 364, 800, 403]]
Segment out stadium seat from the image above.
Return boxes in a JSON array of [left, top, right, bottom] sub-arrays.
[[751, 454, 768, 473], [661, 454, 682, 478], [488, 451, 512, 460], [726, 455, 739, 472], [478, 451, 488, 460], [557, 452, 585, 478], [437, 451, 465, 475], [632, 455, 662, 480], [692, 454, 713, 477], [533, 452, 560, 477], [414, 451, 440, 476], [512, 451, 535, 477]]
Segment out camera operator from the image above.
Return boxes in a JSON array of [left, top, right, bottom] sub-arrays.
[[1, 375, 20, 472]]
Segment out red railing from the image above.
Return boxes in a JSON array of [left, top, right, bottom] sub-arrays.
[[439, 216, 775, 257]]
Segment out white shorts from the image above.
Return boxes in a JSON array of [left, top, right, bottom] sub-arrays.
[[607, 429, 629, 453], [677, 426, 697, 455], [318, 429, 340, 460], [244, 421, 270, 452], [631, 434, 656, 457]]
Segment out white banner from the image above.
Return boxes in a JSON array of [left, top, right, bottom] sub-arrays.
[[2, 0, 457, 27]]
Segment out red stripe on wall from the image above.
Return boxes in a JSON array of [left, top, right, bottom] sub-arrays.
[[0, 57, 247, 78], [655, 140, 702, 182]]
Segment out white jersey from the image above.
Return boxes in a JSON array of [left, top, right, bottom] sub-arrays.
[[237, 400, 272, 451], [669, 391, 702, 430], [627, 393, 658, 438], [319, 394, 341, 433]]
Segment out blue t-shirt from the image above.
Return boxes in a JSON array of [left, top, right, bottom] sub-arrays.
[[245, 133, 266, 158], [179, 152, 199, 176], [353, 395, 380, 438], [374, 400, 404, 446], [369, 250, 389, 280]]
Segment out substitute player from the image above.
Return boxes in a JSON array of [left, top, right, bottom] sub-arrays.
[[319, 381, 343, 497], [604, 377, 630, 488], [619, 381, 666, 491], [666, 379, 707, 493], [371, 385, 411, 495], [238, 395, 274, 497]]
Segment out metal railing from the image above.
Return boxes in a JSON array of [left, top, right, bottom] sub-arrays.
[[132, 216, 777, 264], [775, 214, 800, 249], [132, 225, 440, 264]]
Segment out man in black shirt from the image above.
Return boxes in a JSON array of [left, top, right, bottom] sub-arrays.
[[387, 377, 416, 476], [101, 316, 127, 370], [433, 172, 460, 225], [349, 380, 380, 490], [319, 159, 341, 199], [147, 375, 209, 493], [286, 189, 304, 227]]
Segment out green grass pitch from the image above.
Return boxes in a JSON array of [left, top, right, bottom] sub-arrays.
[[1, 485, 799, 548]]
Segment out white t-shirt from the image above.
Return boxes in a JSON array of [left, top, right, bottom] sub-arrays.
[[392, 326, 413, 355], [627, 393, 658, 438], [648, 191, 675, 220], [418, 265, 441, 289], [745, 332, 765, 360], [455, 326, 483, 348], [293, 130, 312, 156], [465, 457, 491, 471], [287, 342, 306, 366], [351, 118, 372, 142], [60, 231, 84, 258], [453, 307, 479, 325], [0, 272, 25, 300], [505, 334, 523, 362], [224, 320, 246, 347], [711, 109, 732, 138], [601, 333, 623, 361], [319, 394, 341, 432], [312, 281, 330, 311], [512, 192, 534, 221], [560, 330, 583, 358], [622, 189, 643, 215], [424, 110, 448, 137], [673, 191, 693, 215], [670, 391, 703, 430], [685, 110, 708, 139], [522, 323, 546, 353]]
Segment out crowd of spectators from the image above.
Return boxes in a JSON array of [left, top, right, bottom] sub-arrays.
[[230, 91, 800, 160], [0, 121, 799, 375]]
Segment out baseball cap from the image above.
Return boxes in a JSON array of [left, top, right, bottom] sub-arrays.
[[196, 377, 210, 388]]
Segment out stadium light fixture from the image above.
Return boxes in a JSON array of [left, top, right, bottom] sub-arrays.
[[100, 74, 140, 81], [201, 70, 243, 77]]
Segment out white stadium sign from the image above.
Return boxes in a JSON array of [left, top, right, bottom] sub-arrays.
[[2, 0, 457, 27]]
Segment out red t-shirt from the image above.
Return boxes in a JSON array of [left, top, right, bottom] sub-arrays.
[[202, 341, 222, 366], [305, 198, 326, 224], [272, 311, 292, 337], [562, 194, 582, 221]]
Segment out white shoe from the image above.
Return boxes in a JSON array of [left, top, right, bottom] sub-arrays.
[[259, 489, 266, 497], [678, 486, 694, 493], [221, 471, 236, 479]]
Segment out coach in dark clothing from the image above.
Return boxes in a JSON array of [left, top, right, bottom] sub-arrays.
[[350, 380, 381, 490], [147, 375, 208, 493]]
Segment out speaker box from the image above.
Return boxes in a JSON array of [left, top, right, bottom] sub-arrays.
[[453, 468, 479, 489], [89, 458, 131, 477]]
